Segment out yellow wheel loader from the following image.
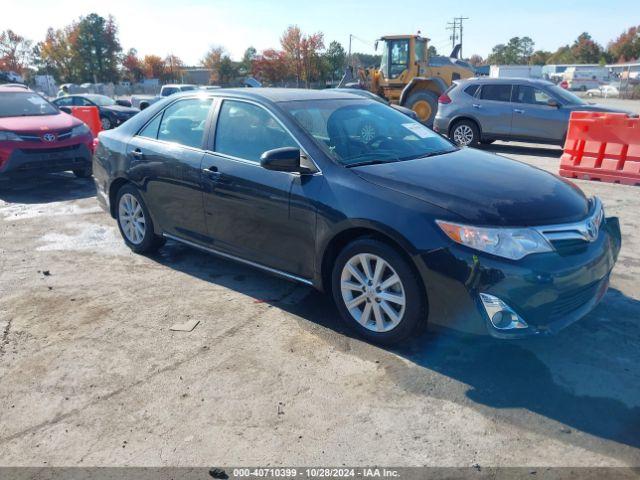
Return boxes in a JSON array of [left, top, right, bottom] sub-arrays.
[[339, 35, 474, 124]]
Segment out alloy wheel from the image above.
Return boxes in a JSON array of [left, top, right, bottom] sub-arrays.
[[118, 193, 146, 245], [453, 125, 474, 146], [340, 253, 406, 332]]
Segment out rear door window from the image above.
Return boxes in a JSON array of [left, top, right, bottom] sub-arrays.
[[156, 97, 213, 148], [480, 84, 512, 102]]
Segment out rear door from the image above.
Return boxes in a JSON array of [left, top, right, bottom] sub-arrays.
[[510, 85, 567, 142], [476, 84, 514, 136], [201, 98, 316, 279], [125, 96, 214, 241]]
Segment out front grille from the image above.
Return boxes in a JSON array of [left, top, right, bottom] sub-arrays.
[[549, 281, 600, 319], [17, 129, 72, 142], [20, 145, 80, 155]]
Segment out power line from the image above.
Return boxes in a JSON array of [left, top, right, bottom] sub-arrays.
[[446, 16, 469, 57]]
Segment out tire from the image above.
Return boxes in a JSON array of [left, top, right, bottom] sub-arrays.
[[331, 238, 427, 345], [450, 119, 480, 147], [404, 90, 439, 125], [139, 102, 149, 111], [73, 165, 93, 178], [100, 116, 112, 130], [115, 184, 165, 254]]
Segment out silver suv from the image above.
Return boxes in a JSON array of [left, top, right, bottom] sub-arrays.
[[434, 78, 630, 147]]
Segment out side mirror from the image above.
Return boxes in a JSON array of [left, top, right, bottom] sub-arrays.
[[547, 99, 560, 108], [260, 147, 304, 173], [116, 99, 132, 107], [59, 106, 72, 114]]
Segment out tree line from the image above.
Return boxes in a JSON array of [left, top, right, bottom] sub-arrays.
[[1, 13, 638, 86], [474, 28, 640, 67], [0, 14, 364, 87]]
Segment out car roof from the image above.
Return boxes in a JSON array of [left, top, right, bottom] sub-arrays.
[[187, 87, 366, 103], [459, 77, 555, 87]]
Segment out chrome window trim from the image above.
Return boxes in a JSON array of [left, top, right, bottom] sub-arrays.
[[534, 197, 604, 243], [163, 233, 313, 286], [212, 97, 322, 174]]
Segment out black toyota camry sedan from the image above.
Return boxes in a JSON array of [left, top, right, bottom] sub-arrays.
[[93, 88, 621, 345]]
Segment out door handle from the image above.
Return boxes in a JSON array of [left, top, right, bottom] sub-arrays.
[[472, 104, 481, 109], [203, 165, 222, 181], [514, 108, 525, 114], [132, 148, 144, 160]]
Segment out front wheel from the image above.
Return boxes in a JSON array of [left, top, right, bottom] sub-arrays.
[[331, 238, 427, 345], [404, 90, 439, 125], [116, 184, 165, 253], [100, 117, 112, 130]]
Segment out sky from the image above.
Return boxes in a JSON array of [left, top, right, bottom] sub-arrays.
[[3, 0, 637, 65]]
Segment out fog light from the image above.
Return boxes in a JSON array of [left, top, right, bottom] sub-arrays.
[[479, 293, 528, 330]]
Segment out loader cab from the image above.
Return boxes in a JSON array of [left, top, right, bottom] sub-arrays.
[[378, 35, 427, 82]]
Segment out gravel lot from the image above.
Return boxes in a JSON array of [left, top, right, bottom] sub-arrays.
[[1, 107, 639, 467]]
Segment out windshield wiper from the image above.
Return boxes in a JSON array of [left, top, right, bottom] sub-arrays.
[[345, 159, 396, 168]]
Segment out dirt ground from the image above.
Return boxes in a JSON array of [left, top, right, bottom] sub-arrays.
[[1, 136, 639, 467]]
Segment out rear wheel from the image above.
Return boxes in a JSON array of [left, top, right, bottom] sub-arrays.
[[116, 184, 165, 253], [331, 238, 427, 345], [450, 119, 480, 147], [404, 90, 439, 125]]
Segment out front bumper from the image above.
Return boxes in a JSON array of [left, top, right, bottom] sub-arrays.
[[420, 216, 622, 338], [0, 142, 92, 176]]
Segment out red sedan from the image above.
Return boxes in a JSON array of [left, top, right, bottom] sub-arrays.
[[0, 85, 94, 178]]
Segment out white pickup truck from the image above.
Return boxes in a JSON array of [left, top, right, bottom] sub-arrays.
[[130, 84, 197, 110]]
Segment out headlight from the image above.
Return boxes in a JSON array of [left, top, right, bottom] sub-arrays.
[[436, 220, 554, 260], [0, 131, 23, 142], [71, 123, 91, 137]]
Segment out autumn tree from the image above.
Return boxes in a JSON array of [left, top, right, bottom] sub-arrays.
[[38, 26, 79, 82], [122, 48, 143, 82], [252, 49, 288, 85], [607, 25, 640, 62], [571, 33, 603, 64], [164, 54, 184, 82], [0, 29, 33, 74], [529, 50, 552, 65], [142, 55, 165, 80], [280, 26, 303, 86], [202, 45, 226, 84], [300, 33, 324, 87]]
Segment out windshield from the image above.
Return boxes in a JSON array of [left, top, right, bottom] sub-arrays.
[[0, 92, 58, 117], [281, 99, 456, 167], [86, 95, 116, 106], [548, 86, 586, 105]]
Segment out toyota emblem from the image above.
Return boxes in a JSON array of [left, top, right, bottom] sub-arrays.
[[586, 218, 598, 241], [42, 133, 57, 142]]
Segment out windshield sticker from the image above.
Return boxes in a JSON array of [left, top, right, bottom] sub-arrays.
[[402, 122, 431, 138]]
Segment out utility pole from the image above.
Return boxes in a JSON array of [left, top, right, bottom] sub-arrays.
[[446, 16, 469, 57]]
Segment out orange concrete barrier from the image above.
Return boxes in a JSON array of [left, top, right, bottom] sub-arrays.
[[69, 106, 102, 138], [560, 111, 640, 186]]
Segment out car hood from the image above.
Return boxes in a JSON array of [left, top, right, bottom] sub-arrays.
[[0, 112, 81, 132], [103, 105, 139, 114], [351, 148, 590, 227], [568, 103, 631, 115]]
